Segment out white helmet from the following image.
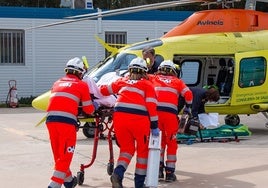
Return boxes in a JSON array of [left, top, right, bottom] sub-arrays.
[[65, 57, 86, 75], [158, 60, 177, 74], [128, 57, 148, 72]]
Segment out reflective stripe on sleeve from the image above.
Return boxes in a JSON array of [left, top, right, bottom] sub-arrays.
[[181, 87, 190, 96], [150, 115, 158, 122], [146, 97, 157, 104], [82, 100, 92, 106]]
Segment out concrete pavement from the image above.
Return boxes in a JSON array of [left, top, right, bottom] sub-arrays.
[[0, 107, 268, 188]]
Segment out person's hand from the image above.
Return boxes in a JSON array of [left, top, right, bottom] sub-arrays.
[[93, 101, 100, 111], [183, 106, 191, 115], [151, 128, 160, 137]]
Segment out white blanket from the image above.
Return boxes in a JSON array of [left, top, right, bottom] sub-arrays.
[[83, 76, 117, 108], [198, 113, 219, 128]]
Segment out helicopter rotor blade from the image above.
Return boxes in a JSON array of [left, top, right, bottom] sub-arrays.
[[26, 0, 203, 30]]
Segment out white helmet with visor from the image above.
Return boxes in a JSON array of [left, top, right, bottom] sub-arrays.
[[128, 57, 148, 73], [65, 57, 86, 75], [158, 60, 177, 74]]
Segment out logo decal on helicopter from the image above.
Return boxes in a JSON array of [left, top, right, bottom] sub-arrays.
[[197, 20, 224, 25]]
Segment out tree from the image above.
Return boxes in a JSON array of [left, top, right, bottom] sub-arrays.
[[0, 0, 60, 7]]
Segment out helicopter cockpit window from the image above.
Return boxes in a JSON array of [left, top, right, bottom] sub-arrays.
[[88, 53, 137, 82], [180, 61, 201, 86], [239, 57, 266, 88]]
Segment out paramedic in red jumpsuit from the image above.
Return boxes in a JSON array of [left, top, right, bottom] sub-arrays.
[[150, 60, 193, 182], [46, 57, 95, 188], [100, 57, 159, 188]]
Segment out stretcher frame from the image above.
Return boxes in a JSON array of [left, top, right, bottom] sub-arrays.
[[76, 107, 115, 185]]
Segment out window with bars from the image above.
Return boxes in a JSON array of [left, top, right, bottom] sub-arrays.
[[105, 31, 127, 57], [0, 30, 25, 65]]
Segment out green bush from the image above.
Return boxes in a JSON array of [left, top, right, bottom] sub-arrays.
[[18, 96, 36, 105], [0, 96, 37, 108]]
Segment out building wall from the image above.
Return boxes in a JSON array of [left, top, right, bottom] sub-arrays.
[[0, 8, 191, 103]]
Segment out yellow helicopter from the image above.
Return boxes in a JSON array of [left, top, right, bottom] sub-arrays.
[[32, 0, 268, 126]]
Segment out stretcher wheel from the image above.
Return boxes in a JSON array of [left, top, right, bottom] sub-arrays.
[[82, 122, 96, 138], [107, 162, 114, 175], [77, 171, 84, 185], [224, 115, 240, 126]]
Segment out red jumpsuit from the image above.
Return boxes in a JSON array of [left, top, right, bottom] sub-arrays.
[[100, 76, 158, 180], [150, 74, 192, 172], [46, 74, 94, 187]]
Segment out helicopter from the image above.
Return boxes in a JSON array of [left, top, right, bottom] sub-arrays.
[[32, 0, 268, 127]]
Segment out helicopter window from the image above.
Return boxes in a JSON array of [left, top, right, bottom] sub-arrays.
[[88, 53, 137, 82], [118, 54, 136, 70], [180, 60, 201, 86], [239, 57, 266, 88]]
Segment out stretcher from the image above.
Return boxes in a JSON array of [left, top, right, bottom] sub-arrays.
[[76, 107, 115, 185], [177, 124, 252, 144]]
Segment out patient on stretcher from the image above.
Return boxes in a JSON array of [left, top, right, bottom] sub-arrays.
[[83, 75, 117, 108]]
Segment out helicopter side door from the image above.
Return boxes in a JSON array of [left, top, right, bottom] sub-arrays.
[[231, 50, 268, 108]]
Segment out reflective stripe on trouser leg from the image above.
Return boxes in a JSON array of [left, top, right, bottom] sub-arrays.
[[165, 134, 177, 169], [117, 152, 132, 172], [48, 170, 65, 188], [158, 112, 178, 170], [47, 122, 76, 186], [166, 154, 177, 170], [135, 157, 148, 175], [113, 112, 150, 176], [64, 169, 73, 183]]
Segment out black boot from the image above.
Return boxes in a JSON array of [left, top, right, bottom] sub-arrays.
[[165, 171, 177, 182], [134, 174, 146, 188], [158, 162, 165, 181], [63, 176, 77, 188], [111, 165, 126, 188], [110, 173, 123, 188]]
